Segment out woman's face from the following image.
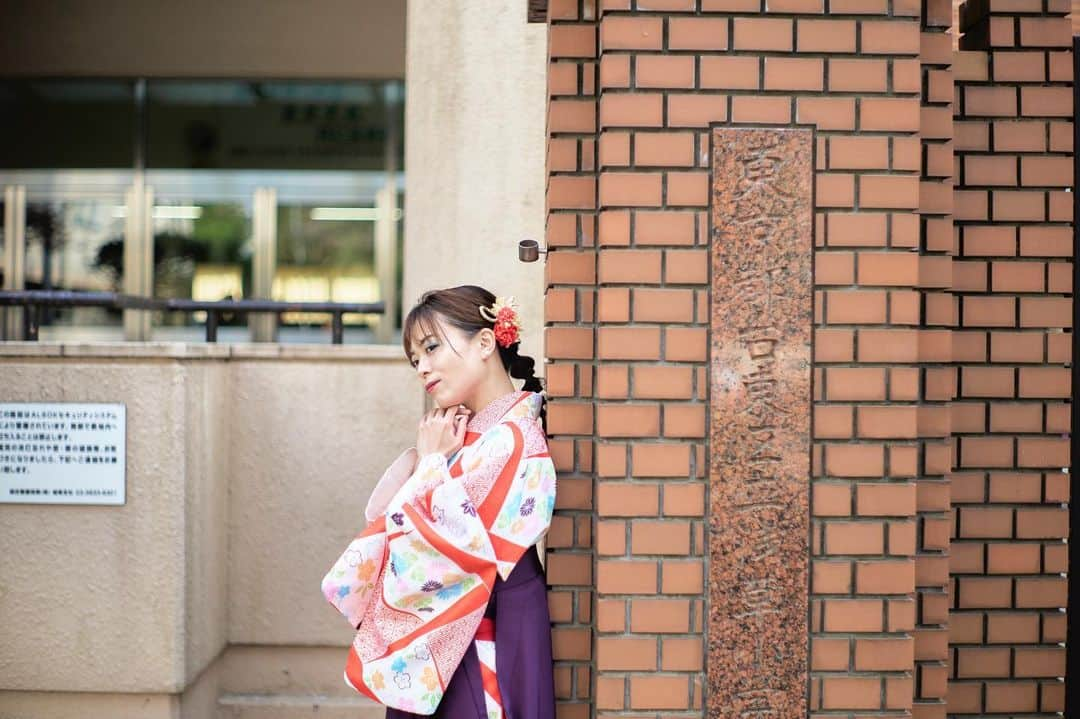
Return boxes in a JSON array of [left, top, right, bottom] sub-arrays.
[[407, 314, 488, 408]]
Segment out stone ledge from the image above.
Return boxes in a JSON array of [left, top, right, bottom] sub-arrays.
[[217, 693, 384, 719], [0, 342, 408, 363]]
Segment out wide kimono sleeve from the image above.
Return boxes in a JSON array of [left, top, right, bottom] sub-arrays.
[[321, 447, 417, 627], [364, 447, 419, 524]]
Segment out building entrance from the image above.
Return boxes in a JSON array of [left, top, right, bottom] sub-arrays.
[[0, 78, 404, 343]]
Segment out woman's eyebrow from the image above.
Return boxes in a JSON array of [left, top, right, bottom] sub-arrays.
[[407, 334, 437, 358]]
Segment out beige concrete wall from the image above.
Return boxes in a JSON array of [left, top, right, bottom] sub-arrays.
[[0, 0, 405, 79], [185, 362, 231, 683], [226, 357, 421, 646], [0, 691, 178, 719], [0, 343, 422, 717], [403, 0, 549, 369], [0, 357, 193, 693]]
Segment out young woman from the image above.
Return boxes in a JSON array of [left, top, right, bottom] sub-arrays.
[[322, 285, 557, 718]]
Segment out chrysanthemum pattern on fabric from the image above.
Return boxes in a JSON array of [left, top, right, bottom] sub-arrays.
[[321, 391, 554, 714]]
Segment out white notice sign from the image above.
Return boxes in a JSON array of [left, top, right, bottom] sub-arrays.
[[0, 402, 126, 505]]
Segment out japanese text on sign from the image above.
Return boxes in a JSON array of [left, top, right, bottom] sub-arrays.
[[0, 403, 126, 505]]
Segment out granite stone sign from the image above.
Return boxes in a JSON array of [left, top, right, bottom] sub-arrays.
[[708, 127, 813, 717], [0, 402, 126, 505]]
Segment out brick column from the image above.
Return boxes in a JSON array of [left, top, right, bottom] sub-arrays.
[[588, 0, 725, 714], [949, 2, 1072, 716], [800, 4, 926, 713], [542, 1, 931, 716], [590, 1, 713, 712], [915, 2, 956, 718], [544, 2, 599, 717]]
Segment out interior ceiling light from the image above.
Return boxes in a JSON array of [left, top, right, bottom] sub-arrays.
[[309, 207, 403, 221], [112, 206, 205, 220]]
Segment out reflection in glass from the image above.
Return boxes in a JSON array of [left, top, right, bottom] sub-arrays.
[[24, 199, 126, 340], [0, 198, 5, 288], [146, 201, 253, 341], [0, 81, 136, 169], [146, 80, 404, 171], [3, 75, 404, 344], [0, 197, 5, 340], [274, 202, 398, 343]]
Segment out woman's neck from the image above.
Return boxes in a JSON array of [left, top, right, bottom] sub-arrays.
[[465, 374, 517, 415]]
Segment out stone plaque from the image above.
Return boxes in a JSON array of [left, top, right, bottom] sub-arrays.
[[0, 402, 126, 505], [708, 127, 812, 717]]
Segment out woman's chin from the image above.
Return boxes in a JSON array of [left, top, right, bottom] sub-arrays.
[[435, 389, 462, 407]]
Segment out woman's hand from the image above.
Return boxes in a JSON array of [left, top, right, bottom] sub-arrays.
[[416, 405, 471, 459]]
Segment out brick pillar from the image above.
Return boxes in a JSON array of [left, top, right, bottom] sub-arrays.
[[541, 0, 934, 715], [575, 2, 718, 716], [801, 4, 925, 714], [545, 2, 598, 717], [915, 2, 956, 718], [590, 2, 713, 713], [950, 2, 1072, 716]]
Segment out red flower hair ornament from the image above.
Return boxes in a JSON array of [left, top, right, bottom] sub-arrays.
[[478, 295, 523, 348]]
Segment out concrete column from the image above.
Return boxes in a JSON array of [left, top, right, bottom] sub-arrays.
[[3, 185, 26, 340], [403, 0, 547, 367], [249, 187, 277, 342], [122, 182, 153, 341]]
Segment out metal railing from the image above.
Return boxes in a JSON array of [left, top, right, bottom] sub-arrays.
[[0, 290, 384, 344]]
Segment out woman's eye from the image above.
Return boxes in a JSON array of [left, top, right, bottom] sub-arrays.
[[425, 344, 437, 353]]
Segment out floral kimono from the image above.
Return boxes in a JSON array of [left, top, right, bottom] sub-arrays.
[[322, 389, 556, 717]]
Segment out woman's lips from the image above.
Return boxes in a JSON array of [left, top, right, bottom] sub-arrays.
[[425, 380, 440, 393]]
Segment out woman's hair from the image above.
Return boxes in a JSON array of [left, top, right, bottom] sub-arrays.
[[403, 285, 546, 428]]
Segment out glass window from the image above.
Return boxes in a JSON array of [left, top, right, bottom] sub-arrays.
[[0, 195, 6, 340], [3, 78, 404, 344], [146, 80, 404, 171], [273, 200, 398, 343], [24, 199, 126, 340], [0, 81, 136, 169], [148, 200, 253, 342], [0, 196, 6, 288]]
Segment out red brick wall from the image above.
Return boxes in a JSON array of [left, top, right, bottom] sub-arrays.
[[917, 4, 955, 718], [959, 0, 1080, 39], [544, 2, 599, 716], [949, 2, 1072, 716], [542, 1, 1071, 717]]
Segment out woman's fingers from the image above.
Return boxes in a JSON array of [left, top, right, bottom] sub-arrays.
[[420, 405, 470, 432], [421, 406, 448, 423], [420, 406, 450, 429], [416, 404, 472, 457], [450, 415, 467, 452]]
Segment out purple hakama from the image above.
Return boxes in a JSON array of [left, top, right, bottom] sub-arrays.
[[386, 547, 555, 719]]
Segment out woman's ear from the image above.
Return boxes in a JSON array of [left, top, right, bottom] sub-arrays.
[[476, 327, 497, 359]]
